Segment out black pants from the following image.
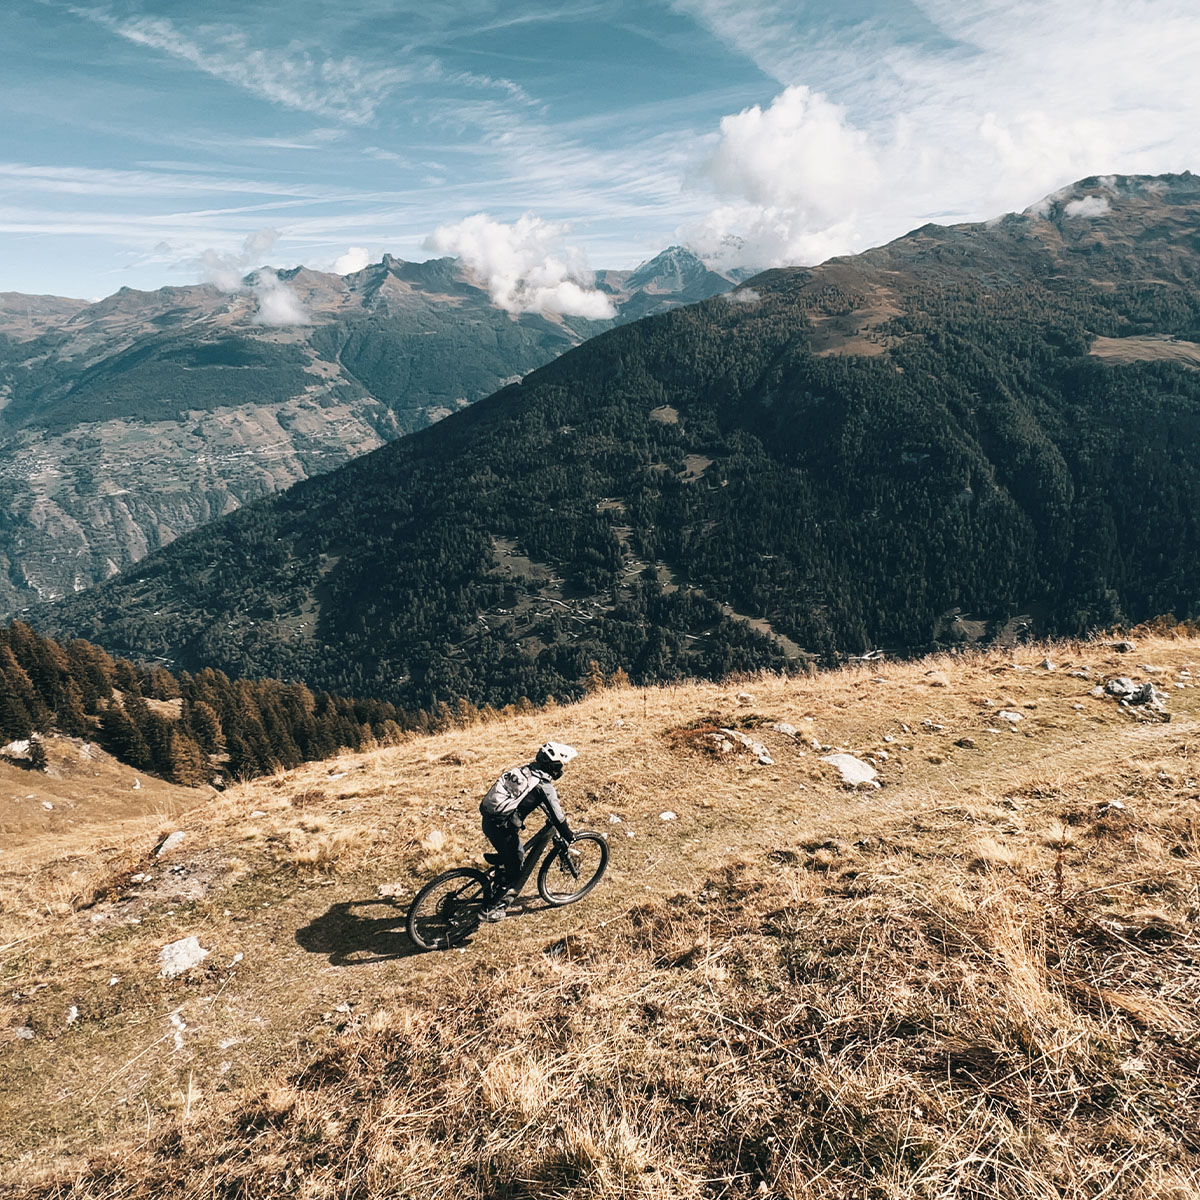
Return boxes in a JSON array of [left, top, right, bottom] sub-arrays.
[[481, 812, 523, 887]]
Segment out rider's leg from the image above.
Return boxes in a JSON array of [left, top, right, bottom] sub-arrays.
[[481, 814, 522, 919]]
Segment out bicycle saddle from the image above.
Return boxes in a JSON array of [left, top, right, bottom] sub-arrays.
[[483, 852, 502, 865]]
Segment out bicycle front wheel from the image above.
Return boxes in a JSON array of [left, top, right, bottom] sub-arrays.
[[406, 868, 491, 950], [537, 833, 609, 906]]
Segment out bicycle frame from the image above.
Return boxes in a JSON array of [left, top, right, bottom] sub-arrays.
[[495, 819, 563, 897]]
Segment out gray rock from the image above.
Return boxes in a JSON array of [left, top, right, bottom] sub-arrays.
[[820, 753, 878, 788], [158, 936, 209, 979], [156, 831, 187, 857]]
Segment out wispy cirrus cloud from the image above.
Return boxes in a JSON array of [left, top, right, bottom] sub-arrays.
[[69, 6, 420, 125], [67, 3, 540, 128]]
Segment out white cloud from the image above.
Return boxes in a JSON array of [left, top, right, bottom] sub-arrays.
[[678, 0, 1200, 267], [195, 228, 307, 324], [199, 228, 279, 290], [425, 213, 615, 319], [333, 246, 371, 274], [1064, 195, 1111, 218], [691, 86, 882, 267], [251, 269, 310, 325]]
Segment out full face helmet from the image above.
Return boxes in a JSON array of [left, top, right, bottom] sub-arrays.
[[534, 741, 578, 779]]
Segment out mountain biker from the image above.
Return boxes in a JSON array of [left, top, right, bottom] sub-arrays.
[[479, 741, 577, 922]]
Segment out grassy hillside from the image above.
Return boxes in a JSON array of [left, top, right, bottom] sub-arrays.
[[3, 633, 1198, 1198]]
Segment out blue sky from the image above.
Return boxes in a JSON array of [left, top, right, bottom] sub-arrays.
[[4, 1, 1199, 303]]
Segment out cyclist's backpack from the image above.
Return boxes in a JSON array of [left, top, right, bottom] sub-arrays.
[[480, 764, 541, 817]]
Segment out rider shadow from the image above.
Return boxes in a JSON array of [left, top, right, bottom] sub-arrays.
[[295, 897, 427, 965]]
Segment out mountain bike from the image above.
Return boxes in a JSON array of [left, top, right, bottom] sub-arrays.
[[406, 818, 609, 951]]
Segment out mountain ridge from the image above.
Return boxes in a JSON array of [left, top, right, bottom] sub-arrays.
[[0, 248, 737, 614], [41, 174, 1200, 708]]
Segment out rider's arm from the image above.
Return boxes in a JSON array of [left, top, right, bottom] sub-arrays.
[[539, 782, 574, 840]]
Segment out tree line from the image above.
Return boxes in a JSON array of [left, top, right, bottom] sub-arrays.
[[0, 620, 489, 786]]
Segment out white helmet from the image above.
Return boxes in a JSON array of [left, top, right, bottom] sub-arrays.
[[535, 742, 578, 773]]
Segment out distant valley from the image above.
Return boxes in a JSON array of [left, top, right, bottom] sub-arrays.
[[0, 247, 735, 615]]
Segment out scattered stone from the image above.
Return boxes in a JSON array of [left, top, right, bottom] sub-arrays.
[[65, 1006, 78, 1025], [736, 692, 755, 705], [327, 771, 348, 781], [1106, 640, 1136, 653], [156, 831, 187, 858], [769, 722, 798, 738], [131, 778, 140, 790], [2, 739, 30, 756], [955, 737, 976, 749], [1137, 664, 1163, 675], [1071, 703, 1084, 710], [820, 753, 879, 788], [1067, 668, 1091, 679], [250, 810, 267, 818], [1102, 676, 1169, 716], [997, 711, 1023, 724], [608, 814, 623, 824], [875, 750, 889, 761], [921, 720, 946, 731], [718, 728, 774, 765], [1090, 686, 1105, 698], [41, 801, 53, 811], [158, 936, 209, 979], [377, 882, 405, 899], [108, 976, 119, 986], [659, 811, 677, 821], [129, 872, 152, 884], [1040, 658, 1055, 670], [14, 1026, 34, 1040], [1099, 798, 1126, 813]]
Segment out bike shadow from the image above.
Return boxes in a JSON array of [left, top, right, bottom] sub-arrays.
[[295, 893, 557, 964], [295, 897, 426, 965]]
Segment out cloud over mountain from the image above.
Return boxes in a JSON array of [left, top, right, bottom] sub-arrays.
[[199, 228, 308, 325], [426, 213, 615, 319]]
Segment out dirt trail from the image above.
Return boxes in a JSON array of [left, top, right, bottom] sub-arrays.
[[2, 637, 1198, 1166]]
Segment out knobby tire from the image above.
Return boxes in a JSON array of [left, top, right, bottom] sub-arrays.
[[537, 832, 608, 905], [406, 867, 491, 951]]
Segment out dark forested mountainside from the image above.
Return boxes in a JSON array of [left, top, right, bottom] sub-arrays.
[[0, 621, 416, 785], [43, 175, 1200, 710], [0, 249, 732, 616]]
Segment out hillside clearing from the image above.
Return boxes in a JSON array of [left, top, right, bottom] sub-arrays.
[[2, 635, 1198, 1198]]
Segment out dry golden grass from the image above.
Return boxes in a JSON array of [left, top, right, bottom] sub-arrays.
[[2, 635, 1199, 1198]]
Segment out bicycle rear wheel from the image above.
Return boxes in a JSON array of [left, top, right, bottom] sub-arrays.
[[406, 868, 491, 950], [537, 833, 608, 905]]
